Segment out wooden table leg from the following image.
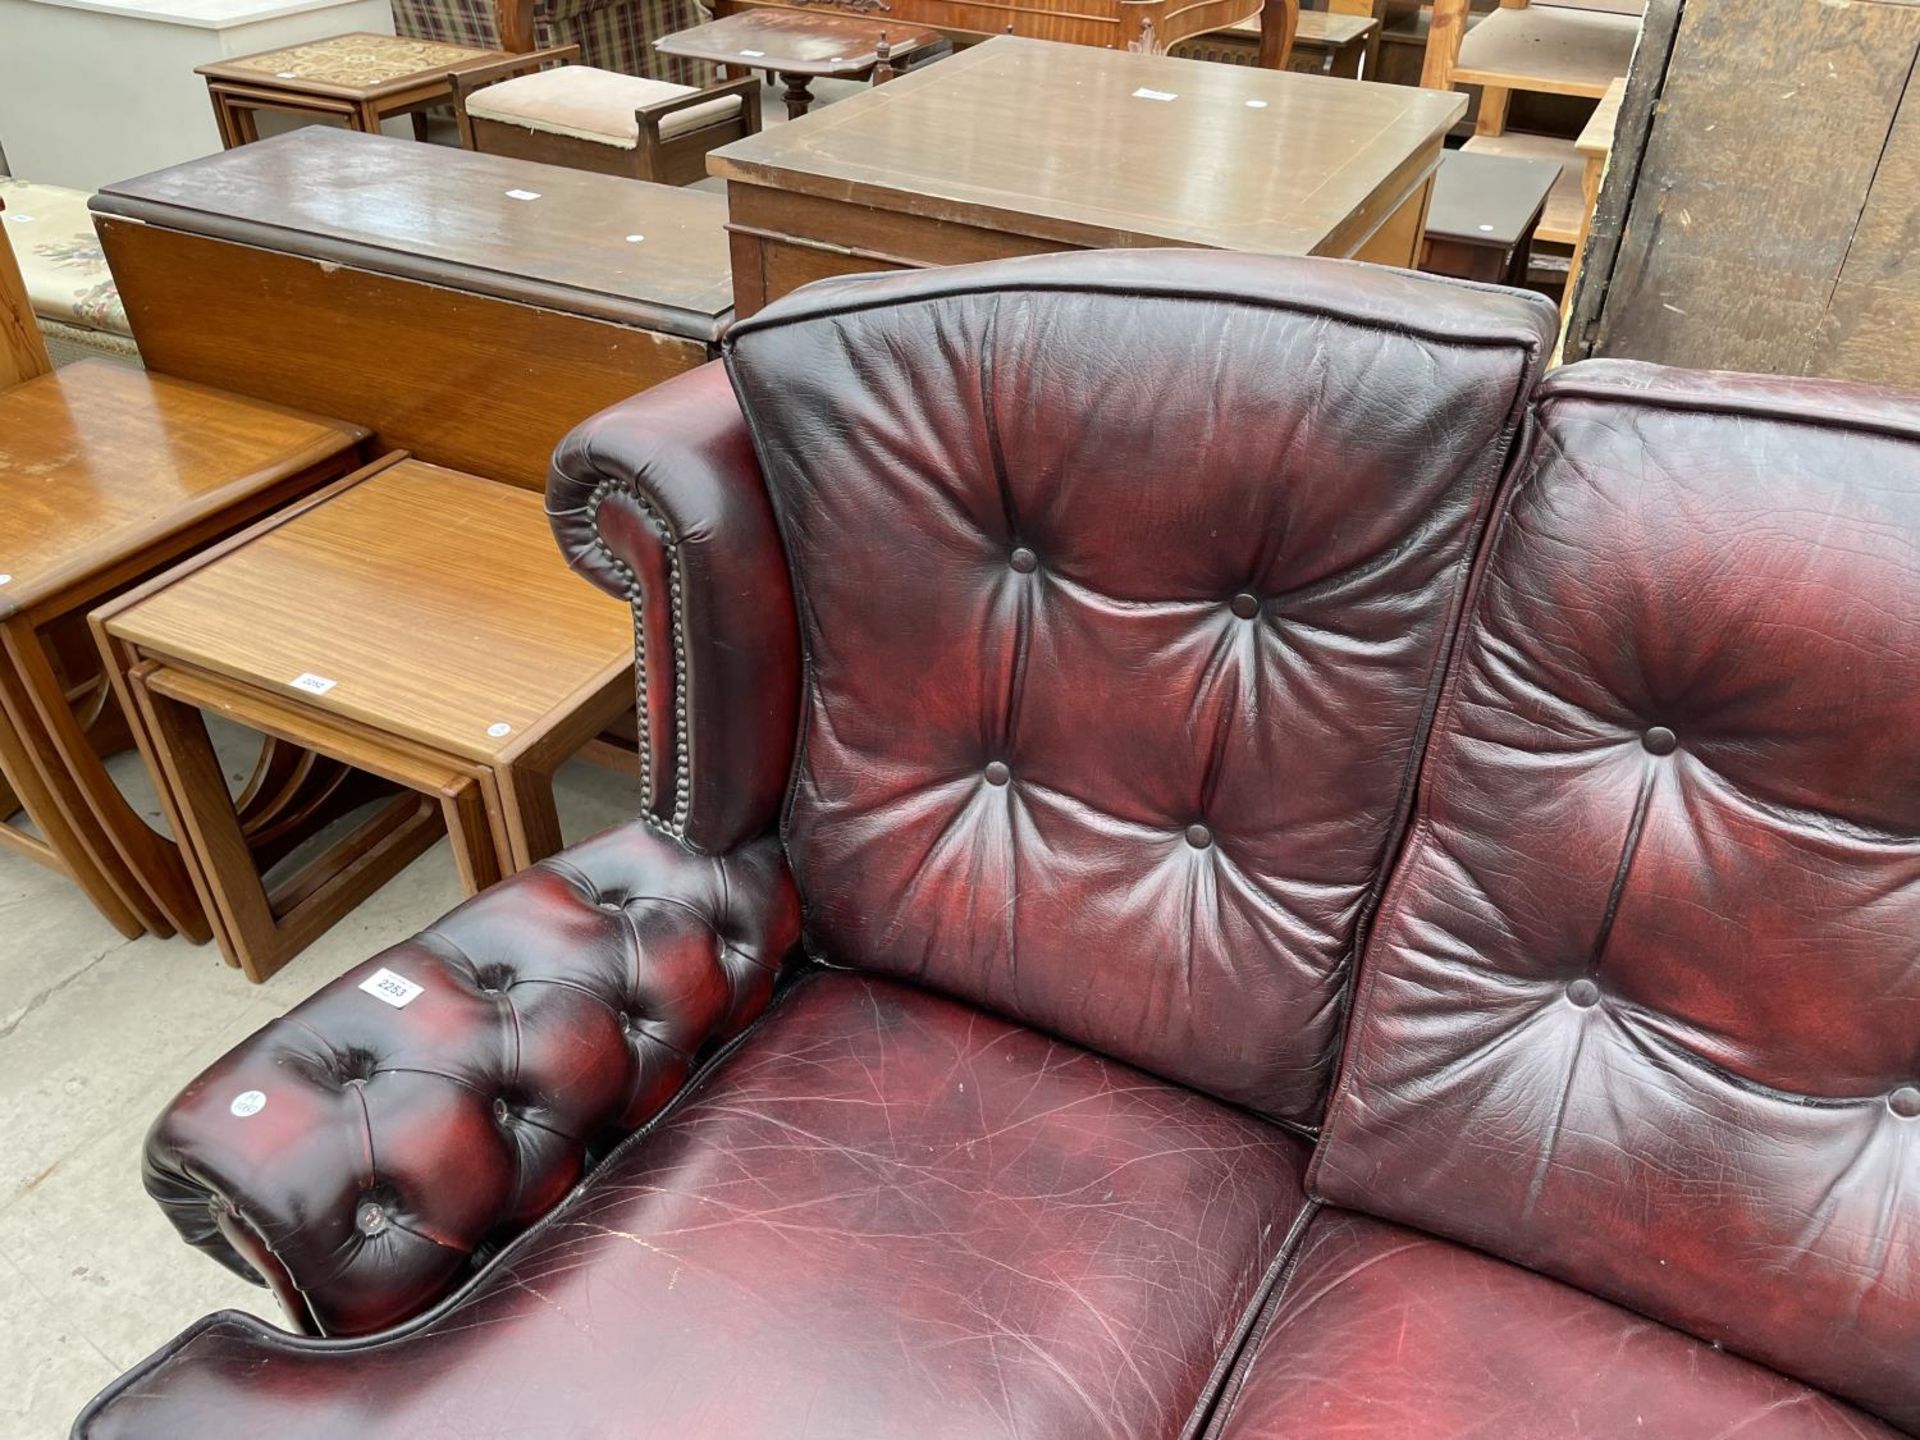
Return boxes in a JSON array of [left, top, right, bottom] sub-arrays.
[[0, 671, 144, 938], [0, 625, 163, 937], [495, 761, 564, 871], [778, 73, 815, 120], [208, 86, 242, 149], [1422, 0, 1470, 89], [134, 667, 450, 981]]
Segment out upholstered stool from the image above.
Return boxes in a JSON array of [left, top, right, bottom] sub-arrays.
[[454, 60, 760, 185], [0, 178, 139, 366]]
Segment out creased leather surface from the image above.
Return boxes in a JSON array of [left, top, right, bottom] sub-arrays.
[[83, 971, 1310, 1440], [725, 251, 1557, 1122], [141, 822, 797, 1336], [1210, 1210, 1900, 1440], [1313, 361, 1920, 1430]]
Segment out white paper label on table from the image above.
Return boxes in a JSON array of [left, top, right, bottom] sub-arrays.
[[1132, 88, 1178, 102], [505, 189, 542, 201], [290, 672, 337, 695], [1245, 99, 1269, 109], [0, 575, 11, 586], [739, 48, 764, 56], [229, 1090, 267, 1117], [360, 968, 425, 1008]]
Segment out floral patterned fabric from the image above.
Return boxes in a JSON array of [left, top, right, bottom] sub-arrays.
[[0, 178, 130, 338]]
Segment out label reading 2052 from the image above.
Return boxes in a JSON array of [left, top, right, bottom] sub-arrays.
[[291, 673, 337, 695]]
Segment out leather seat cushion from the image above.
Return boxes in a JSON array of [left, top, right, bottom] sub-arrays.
[[1207, 1210, 1900, 1440], [465, 65, 739, 146], [81, 971, 1310, 1440]]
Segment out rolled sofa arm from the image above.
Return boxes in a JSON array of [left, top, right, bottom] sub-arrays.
[[549, 361, 800, 856], [144, 822, 800, 1337]]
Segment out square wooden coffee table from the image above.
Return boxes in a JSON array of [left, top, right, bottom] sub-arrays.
[[96, 453, 635, 980], [0, 360, 368, 940], [196, 32, 570, 146]]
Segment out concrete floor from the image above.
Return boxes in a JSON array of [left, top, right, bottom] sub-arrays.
[[0, 740, 641, 1437]]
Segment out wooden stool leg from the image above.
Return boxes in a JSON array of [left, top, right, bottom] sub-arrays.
[[411, 110, 431, 142]]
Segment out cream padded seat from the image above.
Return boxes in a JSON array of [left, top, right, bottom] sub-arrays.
[[464, 65, 743, 147]]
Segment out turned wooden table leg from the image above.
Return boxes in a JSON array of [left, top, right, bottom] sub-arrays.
[[778, 73, 815, 120]]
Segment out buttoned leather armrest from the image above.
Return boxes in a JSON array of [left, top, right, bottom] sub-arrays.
[[144, 822, 800, 1337], [549, 362, 800, 855]]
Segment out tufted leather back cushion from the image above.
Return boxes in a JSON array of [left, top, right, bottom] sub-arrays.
[[1313, 360, 1920, 1430], [724, 252, 1556, 1121]]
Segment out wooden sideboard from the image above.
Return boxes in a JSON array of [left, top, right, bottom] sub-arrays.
[[712, 37, 1464, 315]]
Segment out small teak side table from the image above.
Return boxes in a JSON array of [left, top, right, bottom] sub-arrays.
[[0, 361, 368, 940], [655, 12, 942, 119], [96, 454, 636, 981], [196, 33, 570, 146]]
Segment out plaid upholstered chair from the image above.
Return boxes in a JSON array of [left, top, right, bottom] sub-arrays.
[[390, 0, 711, 83]]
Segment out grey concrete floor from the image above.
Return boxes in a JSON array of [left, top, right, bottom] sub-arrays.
[[0, 733, 642, 1437]]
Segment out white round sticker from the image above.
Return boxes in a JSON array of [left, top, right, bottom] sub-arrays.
[[486, 722, 512, 738], [230, 1090, 267, 1118]]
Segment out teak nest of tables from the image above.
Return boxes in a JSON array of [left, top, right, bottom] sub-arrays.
[[0, 361, 369, 940], [96, 454, 636, 980]]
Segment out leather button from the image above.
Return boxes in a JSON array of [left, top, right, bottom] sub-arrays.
[[983, 761, 1011, 786], [1566, 978, 1601, 1008], [1230, 593, 1260, 620], [1890, 1087, 1920, 1119], [1009, 547, 1038, 574], [355, 1201, 389, 1236], [492, 1098, 511, 1124], [1185, 824, 1213, 849], [596, 897, 624, 913], [1642, 726, 1678, 756]]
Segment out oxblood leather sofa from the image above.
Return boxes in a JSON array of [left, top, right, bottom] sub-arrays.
[[77, 253, 1920, 1438]]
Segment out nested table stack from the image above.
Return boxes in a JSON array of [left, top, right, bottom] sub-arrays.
[[96, 455, 635, 980], [0, 362, 369, 939]]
